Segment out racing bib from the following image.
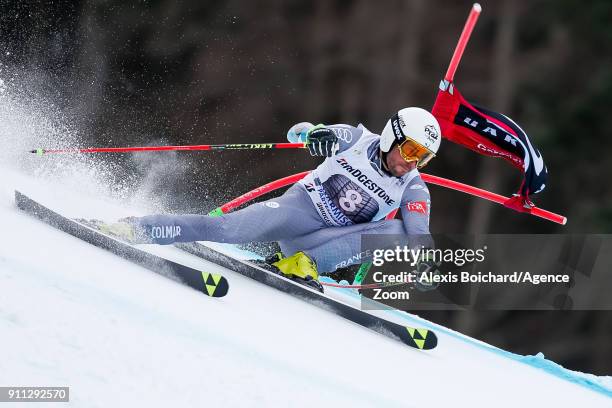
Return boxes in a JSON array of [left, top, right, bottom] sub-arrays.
[[301, 127, 417, 226]]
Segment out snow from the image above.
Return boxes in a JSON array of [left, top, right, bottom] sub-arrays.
[[1, 168, 611, 407]]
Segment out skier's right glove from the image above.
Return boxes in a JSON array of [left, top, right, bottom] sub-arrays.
[[306, 125, 339, 157]]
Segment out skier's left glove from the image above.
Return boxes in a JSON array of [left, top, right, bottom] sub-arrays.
[[413, 253, 441, 292], [306, 125, 339, 157]]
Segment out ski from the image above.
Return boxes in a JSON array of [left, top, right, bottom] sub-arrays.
[[176, 241, 438, 350], [14, 191, 229, 298], [14, 190, 435, 350]]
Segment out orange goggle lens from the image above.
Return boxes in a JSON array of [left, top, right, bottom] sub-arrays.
[[397, 138, 435, 168]]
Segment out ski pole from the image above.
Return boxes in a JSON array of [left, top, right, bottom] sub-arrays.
[[30, 142, 307, 155], [319, 278, 410, 290], [444, 3, 482, 82]]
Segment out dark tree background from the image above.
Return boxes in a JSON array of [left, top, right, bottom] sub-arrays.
[[1, 0, 611, 374]]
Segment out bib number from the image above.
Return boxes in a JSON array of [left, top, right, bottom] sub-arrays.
[[322, 174, 380, 224], [339, 189, 363, 213]]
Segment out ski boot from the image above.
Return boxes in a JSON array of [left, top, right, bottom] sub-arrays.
[[256, 252, 324, 293]]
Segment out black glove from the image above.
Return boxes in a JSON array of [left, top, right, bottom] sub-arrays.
[[413, 255, 441, 292], [306, 125, 339, 157]]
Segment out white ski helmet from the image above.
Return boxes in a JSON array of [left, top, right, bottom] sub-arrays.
[[380, 107, 442, 168]]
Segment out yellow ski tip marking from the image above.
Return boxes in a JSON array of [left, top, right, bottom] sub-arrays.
[[212, 274, 222, 285], [202, 271, 218, 296], [201, 272, 225, 296], [407, 327, 431, 349], [417, 329, 429, 339]]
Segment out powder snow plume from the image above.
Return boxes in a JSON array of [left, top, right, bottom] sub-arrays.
[[0, 68, 192, 214]]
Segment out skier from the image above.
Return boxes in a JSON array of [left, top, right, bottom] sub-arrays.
[[101, 107, 441, 285]]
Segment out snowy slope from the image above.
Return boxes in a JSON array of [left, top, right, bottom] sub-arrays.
[[2, 169, 611, 407]]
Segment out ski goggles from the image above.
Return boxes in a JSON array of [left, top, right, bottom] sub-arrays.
[[397, 137, 436, 168]]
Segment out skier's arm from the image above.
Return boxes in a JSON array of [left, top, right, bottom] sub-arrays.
[[327, 124, 363, 153], [399, 176, 433, 243], [287, 123, 362, 155], [398, 177, 439, 291]]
